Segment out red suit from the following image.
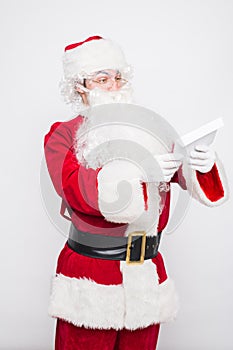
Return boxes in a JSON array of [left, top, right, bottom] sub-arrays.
[[44, 114, 227, 349]]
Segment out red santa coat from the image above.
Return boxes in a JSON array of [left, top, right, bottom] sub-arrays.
[[44, 115, 227, 330]]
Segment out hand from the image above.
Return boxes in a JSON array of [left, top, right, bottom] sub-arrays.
[[141, 153, 183, 182], [187, 144, 215, 173], [156, 153, 183, 182]]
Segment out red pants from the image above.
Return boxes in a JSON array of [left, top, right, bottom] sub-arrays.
[[55, 319, 160, 350]]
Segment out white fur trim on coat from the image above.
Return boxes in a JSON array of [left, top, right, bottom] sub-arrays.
[[48, 274, 125, 330], [124, 182, 161, 237], [97, 160, 162, 236], [97, 159, 145, 224], [48, 265, 179, 330], [119, 260, 179, 329], [181, 154, 229, 207]]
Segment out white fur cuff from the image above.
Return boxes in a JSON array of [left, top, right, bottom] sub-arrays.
[[97, 160, 145, 223], [182, 155, 229, 207]]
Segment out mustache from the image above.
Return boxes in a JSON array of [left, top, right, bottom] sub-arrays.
[[87, 85, 134, 106]]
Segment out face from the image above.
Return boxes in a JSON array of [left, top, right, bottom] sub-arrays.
[[77, 69, 128, 106]]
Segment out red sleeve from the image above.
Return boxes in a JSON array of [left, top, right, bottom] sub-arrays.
[[195, 164, 225, 202], [44, 120, 102, 216], [152, 252, 168, 284], [171, 163, 225, 203], [170, 166, 187, 190]]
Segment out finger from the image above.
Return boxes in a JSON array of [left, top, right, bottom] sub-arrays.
[[190, 151, 210, 160], [160, 153, 184, 162], [194, 144, 210, 152], [161, 162, 182, 170], [160, 160, 182, 169], [163, 170, 178, 177], [189, 165, 209, 173], [163, 172, 178, 182], [188, 158, 209, 166], [189, 165, 202, 171], [164, 165, 180, 174]]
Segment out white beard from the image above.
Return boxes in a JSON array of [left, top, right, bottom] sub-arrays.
[[74, 99, 172, 235], [87, 84, 134, 106], [74, 101, 170, 233], [74, 105, 170, 171], [75, 86, 136, 169]]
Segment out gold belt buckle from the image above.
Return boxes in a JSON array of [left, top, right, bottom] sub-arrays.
[[126, 231, 146, 265]]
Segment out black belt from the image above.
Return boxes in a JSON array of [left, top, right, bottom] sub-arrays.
[[67, 224, 162, 265]]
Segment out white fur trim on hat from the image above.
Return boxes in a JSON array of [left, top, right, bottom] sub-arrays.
[[63, 38, 129, 78]]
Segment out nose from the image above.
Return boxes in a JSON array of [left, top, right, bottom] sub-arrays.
[[108, 79, 121, 91]]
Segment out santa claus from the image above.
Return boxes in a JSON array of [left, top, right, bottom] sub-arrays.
[[44, 36, 228, 349]]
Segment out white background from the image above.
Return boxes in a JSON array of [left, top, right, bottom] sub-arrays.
[[0, 0, 232, 349]]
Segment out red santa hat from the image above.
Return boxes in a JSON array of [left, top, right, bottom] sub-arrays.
[[63, 35, 130, 79]]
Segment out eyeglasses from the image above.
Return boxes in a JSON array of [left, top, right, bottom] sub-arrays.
[[88, 71, 128, 89]]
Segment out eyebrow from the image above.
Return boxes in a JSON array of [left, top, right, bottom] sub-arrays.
[[95, 71, 109, 76], [95, 70, 120, 76]]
